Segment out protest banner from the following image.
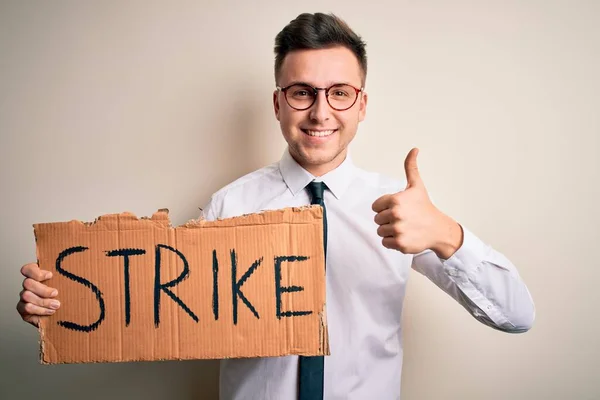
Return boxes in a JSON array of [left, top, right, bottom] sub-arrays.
[[34, 207, 328, 364]]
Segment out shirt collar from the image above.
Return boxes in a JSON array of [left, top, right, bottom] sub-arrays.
[[279, 147, 356, 200]]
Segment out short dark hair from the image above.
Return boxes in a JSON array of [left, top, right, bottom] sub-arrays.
[[274, 13, 367, 85]]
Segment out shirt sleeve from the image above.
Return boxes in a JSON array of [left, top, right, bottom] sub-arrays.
[[200, 192, 224, 221], [411, 225, 535, 333]]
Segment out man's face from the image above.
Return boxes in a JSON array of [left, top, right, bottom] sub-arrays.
[[273, 46, 367, 176]]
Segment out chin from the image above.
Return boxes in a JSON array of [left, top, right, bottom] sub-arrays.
[[298, 149, 342, 168]]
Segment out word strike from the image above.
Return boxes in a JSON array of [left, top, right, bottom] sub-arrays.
[[54, 245, 313, 332]]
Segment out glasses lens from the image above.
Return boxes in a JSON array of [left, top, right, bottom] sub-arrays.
[[285, 84, 315, 110], [327, 84, 358, 110]]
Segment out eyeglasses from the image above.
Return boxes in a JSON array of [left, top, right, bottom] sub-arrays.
[[276, 83, 363, 111]]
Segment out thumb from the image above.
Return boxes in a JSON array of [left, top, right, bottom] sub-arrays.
[[404, 148, 423, 188]]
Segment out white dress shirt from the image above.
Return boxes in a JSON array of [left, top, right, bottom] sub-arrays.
[[202, 149, 535, 400]]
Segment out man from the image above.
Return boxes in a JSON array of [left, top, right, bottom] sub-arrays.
[[17, 12, 534, 400]]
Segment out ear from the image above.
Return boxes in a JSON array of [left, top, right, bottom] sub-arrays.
[[273, 90, 281, 121], [358, 91, 368, 122]]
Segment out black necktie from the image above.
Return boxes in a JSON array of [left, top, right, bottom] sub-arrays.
[[298, 181, 327, 400]]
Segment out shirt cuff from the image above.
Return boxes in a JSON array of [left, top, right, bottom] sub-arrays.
[[439, 226, 513, 328], [440, 226, 487, 279]]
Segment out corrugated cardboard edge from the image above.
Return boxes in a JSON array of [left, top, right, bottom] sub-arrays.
[[320, 307, 330, 355], [34, 206, 327, 364], [34, 228, 51, 364]]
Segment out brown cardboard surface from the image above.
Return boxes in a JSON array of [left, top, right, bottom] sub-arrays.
[[34, 207, 329, 364]]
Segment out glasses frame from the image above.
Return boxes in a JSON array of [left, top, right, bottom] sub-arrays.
[[276, 83, 364, 111]]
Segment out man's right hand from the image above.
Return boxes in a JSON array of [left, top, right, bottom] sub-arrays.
[[17, 263, 60, 327]]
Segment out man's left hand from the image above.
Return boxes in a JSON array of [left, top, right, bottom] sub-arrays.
[[372, 148, 463, 259]]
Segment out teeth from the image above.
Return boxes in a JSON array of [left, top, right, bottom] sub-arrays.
[[305, 130, 335, 137]]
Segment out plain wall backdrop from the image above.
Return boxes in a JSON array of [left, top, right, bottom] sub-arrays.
[[1, 1, 598, 399]]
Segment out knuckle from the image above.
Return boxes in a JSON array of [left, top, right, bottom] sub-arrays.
[[391, 207, 402, 219], [23, 302, 36, 314], [22, 278, 32, 290], [46, 287, 56, 297], [373, 213, 382, 225], [21, 263, 39, 278], [379, 212, 389, 223], [21, 290, 34, 303], [371, 200, 379, 210]]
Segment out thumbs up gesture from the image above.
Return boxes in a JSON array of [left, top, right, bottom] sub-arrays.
[[372, 148, 463, 259]]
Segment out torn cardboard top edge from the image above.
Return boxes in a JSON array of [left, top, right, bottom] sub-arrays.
[[32, 206, 323, 230]]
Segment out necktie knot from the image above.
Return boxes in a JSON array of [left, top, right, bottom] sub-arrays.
[[307, 181, 326, 205]]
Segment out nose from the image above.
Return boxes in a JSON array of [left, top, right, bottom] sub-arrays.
[[309, 89, 330, 123]]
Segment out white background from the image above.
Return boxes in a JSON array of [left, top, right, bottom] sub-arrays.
[[1, 1, 598, 399]]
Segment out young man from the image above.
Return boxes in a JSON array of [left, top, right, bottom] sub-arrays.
[[17, 12, 534, 400]]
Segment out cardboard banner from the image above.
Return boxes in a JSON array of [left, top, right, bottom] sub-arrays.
[[34, 207, 329, 364]]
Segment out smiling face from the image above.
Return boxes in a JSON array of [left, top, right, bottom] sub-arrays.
[[273, 46, 368, 176]]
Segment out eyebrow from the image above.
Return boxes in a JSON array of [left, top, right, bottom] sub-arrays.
[[282, 81, 355, 88]]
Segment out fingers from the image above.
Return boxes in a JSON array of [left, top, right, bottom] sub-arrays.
[[373, 208, 395, 225], [376, 223, 399, 238], [17, 287, 60, 327], [381, 237, 399, 250], [23, 277, 58, 299], [17, 299, 56, 316], [372, 194, 394, 213], [16, 299, 54, 328], [18, 263, 59, 328], [21, 263, 53, 282], [20, 289, 60, 310]]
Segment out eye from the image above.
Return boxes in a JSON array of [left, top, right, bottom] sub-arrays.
[[332, 90, 349, 97], [329, 85, 352, 98], [287, 84, 314, 99], [293, 90, 310, 97]]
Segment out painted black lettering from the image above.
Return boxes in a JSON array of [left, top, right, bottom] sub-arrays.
[[154, 244, 198, 327], [212, 250, 219, 321], [274, 255, 312, 319], [231, 249, 261, 325], [55, 246, 105, 332], [105, 248, 146, 326]]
